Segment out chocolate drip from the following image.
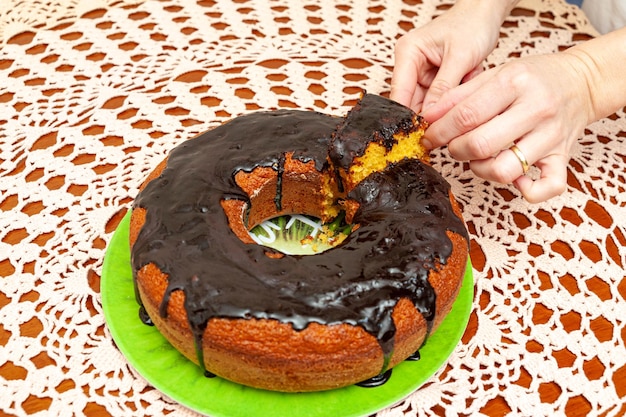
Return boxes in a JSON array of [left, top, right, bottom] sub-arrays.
[[131, 97, 469, 381], [358, 348, 421, 388], [138, 306, 153, 326], [275, 153, 286, 211], [356, 369, 393, 388]]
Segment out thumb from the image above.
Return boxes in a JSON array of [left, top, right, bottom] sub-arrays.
[[422, 53, 475, 110]]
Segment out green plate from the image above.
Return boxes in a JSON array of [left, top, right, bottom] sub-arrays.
[[102, 211, 474, 417]]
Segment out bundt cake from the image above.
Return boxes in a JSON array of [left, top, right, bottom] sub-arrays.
[[129, 93, 469, 392]]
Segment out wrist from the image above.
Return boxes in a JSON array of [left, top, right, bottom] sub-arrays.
[[561, 27, 626, 123]]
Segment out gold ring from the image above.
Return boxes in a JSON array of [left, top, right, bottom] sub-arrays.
[[509, 145, 529, 174]]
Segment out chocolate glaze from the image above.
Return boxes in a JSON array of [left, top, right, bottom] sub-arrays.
[[329, 93, 418, 170], [131, 94, 468, 380]]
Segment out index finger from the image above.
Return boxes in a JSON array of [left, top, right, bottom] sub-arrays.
[[421, 49, 479, 110], [422, 71, 513, 148], [390, 46, 421, 109]]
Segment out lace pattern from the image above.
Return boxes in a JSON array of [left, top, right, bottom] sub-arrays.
[[1, 0, 624, 416]]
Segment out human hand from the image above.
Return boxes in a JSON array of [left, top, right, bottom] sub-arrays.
[[390, 0, 515, 112], [420, 52, 596, 203]]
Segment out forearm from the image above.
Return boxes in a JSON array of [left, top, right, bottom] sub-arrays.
[[562, 27, 626, 123]]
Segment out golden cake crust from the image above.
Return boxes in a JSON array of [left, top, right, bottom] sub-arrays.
[[130, 156, 467, 391]]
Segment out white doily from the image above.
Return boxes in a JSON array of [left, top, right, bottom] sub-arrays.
[[1, 0, 624, 416]]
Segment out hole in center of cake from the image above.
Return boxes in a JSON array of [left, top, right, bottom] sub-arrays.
[[248, 213, 352, 255]]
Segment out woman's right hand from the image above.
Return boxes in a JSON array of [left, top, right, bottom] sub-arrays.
[[390, 0, 519, 112]]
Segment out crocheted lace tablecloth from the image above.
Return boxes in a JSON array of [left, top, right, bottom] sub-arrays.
[[1, 0, 625, 416]]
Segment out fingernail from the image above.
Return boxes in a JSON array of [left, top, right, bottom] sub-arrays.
[[421, 138, 433, 149], [420, 102, 437, 120]]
